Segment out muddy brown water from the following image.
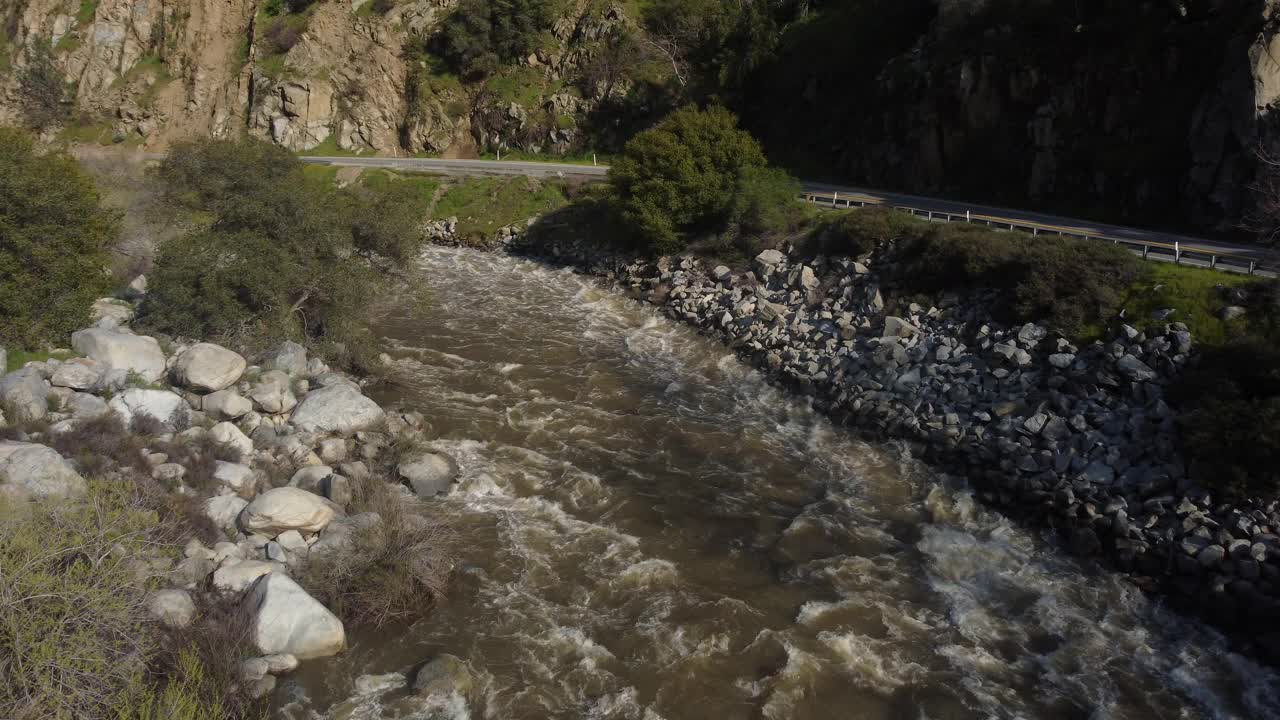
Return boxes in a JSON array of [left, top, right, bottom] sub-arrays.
[[279, 246, 1280, 720]]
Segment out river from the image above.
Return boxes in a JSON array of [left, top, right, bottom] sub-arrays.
[[280, 246, 1280, 720]]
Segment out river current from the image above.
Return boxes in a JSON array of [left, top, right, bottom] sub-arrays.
[[281, 246, 1280, 720]]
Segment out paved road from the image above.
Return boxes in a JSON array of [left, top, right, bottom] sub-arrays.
[[299, 155, 1276, 273]]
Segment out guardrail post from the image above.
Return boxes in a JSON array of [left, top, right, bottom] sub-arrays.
[[1174, 241, 1180, 265], [1142, 245, 1150, 259], [1032, 227, 1038, 236], [1250, 260, 1257, 275], [1210, 255, 1217, 269], [833, 191, 838, 207]]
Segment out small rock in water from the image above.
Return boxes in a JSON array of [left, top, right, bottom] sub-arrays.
[[413, 654, 473, 698]]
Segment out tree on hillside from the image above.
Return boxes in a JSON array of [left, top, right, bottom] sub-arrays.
[[609, 104, 797, 253], [435, 0, 556, 79], [144, 138, 421, 367], [17, 38, 72, 131], [0, 128, 117, 349]]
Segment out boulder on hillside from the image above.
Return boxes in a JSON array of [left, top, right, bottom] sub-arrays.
[[71, 328, 166, 383], [398, 452, 459, 496], [209, 421, 254, 459], [290, 383, 385, 434], [202, 388, 252, 420], [173, 343, 246, 392], [148, 589, 196, 628], [0, 369, 49, 423], [109, 389, 191, 432], [0, 441, 86, 499], [90, 298, 136, 328], [205, 494, 249, 529], [265, 341, 308, 376], [50, 358, 103, 391], [66, 392, 109, 419], [249, 371, 297, 414], [239, 487, 336, 536], [245, 573, 345, 660]]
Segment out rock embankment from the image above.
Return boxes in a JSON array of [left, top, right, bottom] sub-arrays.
[[0, 290, 464, 704], [516, 234, 1280, 659]]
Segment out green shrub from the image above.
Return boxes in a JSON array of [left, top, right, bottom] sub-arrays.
[[807, 206, 923, 258], [0, 482, 158, 718], [1172, 340, 1280, 500], [609, 105, 781, 254], [728, 165, 802, 237], [0, 127, 117, 350], [435, 0, 556, 79], [143, 138, 418, 368], [888, 220, 1145, 337]]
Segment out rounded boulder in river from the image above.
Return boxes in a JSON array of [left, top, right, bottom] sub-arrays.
[[280, 246, 1280, 720]]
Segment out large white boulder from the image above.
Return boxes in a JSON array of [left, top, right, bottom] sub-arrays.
[[213, 461, 257, 493], [290, 383, 385, 433], [245, 573, 345, 660], [239, 487, 335, 535], [249, 371, 297, 414], [209, 422, 254, 459], [202, 388, 252, 420], [66, 392, 109, 419], [50, 358, 103, 391], [174, 343, 246, 392], [0, 441, 86, 499], [265, 341, 308, 376], [90, 298, 136, 328], [205, 494, 249, 529], [109, 389, 191, 432], [71, 328, 166, 383], [0, 369, 49, 422]]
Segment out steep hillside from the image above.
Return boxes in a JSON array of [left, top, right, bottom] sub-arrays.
[[739, 0, 1278, 230], [3, 0, 1280, 232], [0, 0, 651, 155]]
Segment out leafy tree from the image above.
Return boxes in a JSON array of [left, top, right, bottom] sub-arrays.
[[609, 105, 779, 253], [144, 138, 419, 367], [435, 0, 555, 79], [17, 38, 71, 130], [0, 127, 116, 349], [728, 165, 801, 237]]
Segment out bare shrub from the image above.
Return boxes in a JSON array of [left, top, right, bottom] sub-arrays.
[[298, 473, 454, 627], [262, 18, 300, 55], [50, 412, 150, 476], [130, 594, 264, 719]]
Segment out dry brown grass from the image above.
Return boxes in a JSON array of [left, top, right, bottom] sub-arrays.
[[298, 472, 454, 628]]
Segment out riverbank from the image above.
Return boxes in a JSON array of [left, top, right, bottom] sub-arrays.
[[0, 290, 467, 716], [505, 226, 1280, 663]]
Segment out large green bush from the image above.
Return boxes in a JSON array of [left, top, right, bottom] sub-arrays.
[[143, 138, 419, 367], [0, 482, 258, 719], [610, 105, 798, 254], [0, 127, 117, 350], [888, 220, 1144, 337]]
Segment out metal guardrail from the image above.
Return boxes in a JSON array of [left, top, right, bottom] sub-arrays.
[[800, 191, 1267, 276]]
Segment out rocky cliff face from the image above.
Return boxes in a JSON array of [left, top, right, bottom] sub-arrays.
[[746, 0, 1280, 231], [0, 0, 626, 155]]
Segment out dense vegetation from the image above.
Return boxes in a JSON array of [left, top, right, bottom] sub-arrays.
[[435, 0, 557, 80], [0, 477, 259, 720], [0, 127, 116, 350], [143, 137, 425, 368], [608, 105, 801, 254]]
